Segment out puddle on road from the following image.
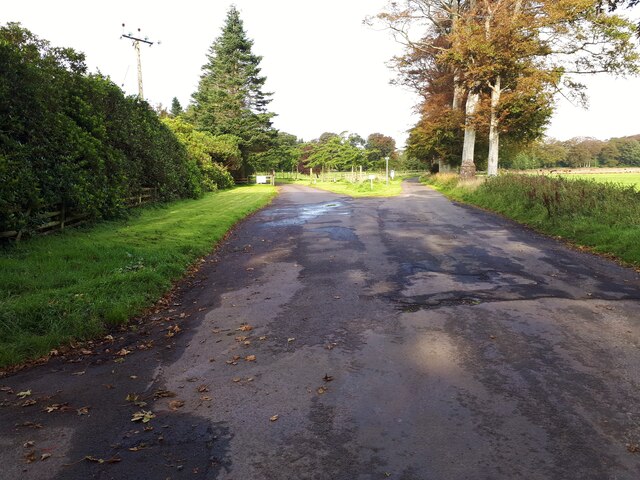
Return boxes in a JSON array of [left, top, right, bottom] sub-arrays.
[[261, 202, 348, 227]]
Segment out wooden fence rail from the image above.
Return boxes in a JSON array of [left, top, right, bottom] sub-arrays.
[[1, 187, 157, 242]]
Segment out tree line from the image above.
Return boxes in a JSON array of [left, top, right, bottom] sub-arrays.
[[505, 135, 640, 169], [374, 0, 640, 176]]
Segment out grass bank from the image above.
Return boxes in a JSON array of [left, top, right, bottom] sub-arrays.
[[0, 185, 277, 367], [422, 173, 640, 266], [288, 176, 406, 197]]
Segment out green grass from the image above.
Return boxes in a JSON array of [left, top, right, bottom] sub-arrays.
[[289, 176, 406, 197], [422, 173, 640, 267], [557, 173, 640, 189], [0, 185, 277, 367]]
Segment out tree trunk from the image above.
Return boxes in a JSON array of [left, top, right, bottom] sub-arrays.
[[460, 91, 479, 179], [487, 75, 502, 177]]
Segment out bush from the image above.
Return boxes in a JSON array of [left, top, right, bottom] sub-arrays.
[[0, 23, 201, 236]]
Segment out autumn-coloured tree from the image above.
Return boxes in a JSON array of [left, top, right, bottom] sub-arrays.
[[377, 0, 640, 176]]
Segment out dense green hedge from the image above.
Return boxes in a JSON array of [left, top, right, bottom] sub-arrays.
[[0, 23, 203, 236]]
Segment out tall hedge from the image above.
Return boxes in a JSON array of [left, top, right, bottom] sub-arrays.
[[0, 23, 202, 235]]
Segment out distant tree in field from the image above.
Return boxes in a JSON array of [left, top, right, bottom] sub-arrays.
[[565, 139, 603, 168], [189, 5, 275, 175], [250, 132, 301, 172], [306, 134, 365, 173], [170, 97, 183, 117], [365, 133, 397, 169]]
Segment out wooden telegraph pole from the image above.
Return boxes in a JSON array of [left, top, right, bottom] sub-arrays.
[[121, 24, 157, 100]]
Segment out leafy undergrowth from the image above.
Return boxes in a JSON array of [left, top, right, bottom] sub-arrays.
[[0, 185, 276, 367], [292, 177, 405, 197], [422, 173, 640, 266]]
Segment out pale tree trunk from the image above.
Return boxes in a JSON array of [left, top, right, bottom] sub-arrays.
[[460, 90, 479, 179], [442, 72, 464, 174], [487, 75, 502, 176]]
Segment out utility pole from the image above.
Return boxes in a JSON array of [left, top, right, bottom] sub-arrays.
[[121, 24, 156, 100]]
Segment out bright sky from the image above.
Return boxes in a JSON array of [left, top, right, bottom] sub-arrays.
[[3, 1, 640, 146]]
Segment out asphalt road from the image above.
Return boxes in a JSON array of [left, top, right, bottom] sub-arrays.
[[2, 179, 640, 480]]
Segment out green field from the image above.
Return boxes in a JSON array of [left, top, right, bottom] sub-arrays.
[[287, 176, 406, 197], [0, 185, 276, 367], [555, 173, 640, 189]]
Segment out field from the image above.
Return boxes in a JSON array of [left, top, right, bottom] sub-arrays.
[[557, 172, 640, 188], [0, 185, 277, 367]]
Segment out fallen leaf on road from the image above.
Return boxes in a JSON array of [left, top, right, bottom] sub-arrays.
[[169, 400, 185, 410], [131, 411, 155, 423], [154, 389, 176, 399], [113, 358, 125, 364], [116, 348, 131, 357], [0, 386, 14, 393], [238, 324, 253, 332], [270, 415, 279, 422], [44, 403, 70, 413], [235, 336, 248, 342], [245, 355, 256, 362], [287, 338, 295, 343], [259, 336, 267, 341], [23, 441, 35, 448], [76, 406, 90, 416], [333, 296, 341, 299], [197, 385, 209, 393], [128, 443, 147, 452], [41, 453, 51, 461], [17, 390, 32, 399], [80, 349, 93, 355], [24, 451, 36, 463], [72, 371, 85, 376], [21, 399, 37, 407], [627, 444, 640, 454], [317, 386, 327, 395]]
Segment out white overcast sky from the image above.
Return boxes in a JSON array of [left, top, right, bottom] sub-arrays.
[[3, 0, 640, 146]]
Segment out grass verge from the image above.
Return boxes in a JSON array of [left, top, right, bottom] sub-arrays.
[[288, 176, 406, 197], [422, 173, 640, 267], [0, 185, 277, 367]]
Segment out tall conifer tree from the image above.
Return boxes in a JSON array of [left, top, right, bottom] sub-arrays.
[[190, 6, 275, 173]]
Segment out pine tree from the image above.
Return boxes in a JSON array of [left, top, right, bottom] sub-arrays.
[[190, 6, 275, 173], [170, 97, 183, 117]]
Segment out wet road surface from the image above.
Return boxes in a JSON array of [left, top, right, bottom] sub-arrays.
[[2, 179, 640, 479]]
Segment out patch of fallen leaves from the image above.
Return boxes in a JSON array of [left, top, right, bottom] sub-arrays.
[[237, 324, 253, 332], [169, 400, 185, 410], [244, 355, 256, 362], [131, 410, 155, 423]]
